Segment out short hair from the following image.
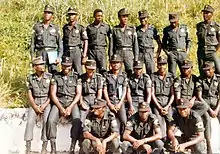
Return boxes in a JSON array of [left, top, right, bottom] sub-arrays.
[[93, 9, 103, 17]]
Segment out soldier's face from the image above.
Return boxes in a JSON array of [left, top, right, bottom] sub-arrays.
[[157, 63, 167, 73], [181, 67, 192, 77], [204, 68, 215, 77], [111, 62, 121, 70], [43, 11, 53, 21], [94, 12, 103, 22], [170, 21, 178, 28], [139, 17, 148, 26], [34, 64, 45, 72], [86, 68, 95, 75], [203, 11, 213, 21], [62, 65, 72, 75], [139, 111, 150, 121], [178, 108, 190, 118], [134, 68, 143, 76], [93, 107, 105, 116], [119, 15, 128, 25], [68, 14, 77, 22]]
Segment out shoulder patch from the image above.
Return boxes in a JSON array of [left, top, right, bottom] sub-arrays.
[[195, 122, 204, 129], [174, 82, 179, 88], [84, 119, 91, 126], [196, 82, 201, 87], [126, 121, 133, 127], [111, 119, 117, 127], [153, 119, 159, 125]]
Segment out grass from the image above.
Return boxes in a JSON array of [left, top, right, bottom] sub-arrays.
[[0, 0, 219, 107]]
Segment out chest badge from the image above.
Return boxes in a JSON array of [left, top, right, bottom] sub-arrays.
[[180, 28, 185, 33], [46, 79, 50, 84], [75, 29, 79, 33], [127, 31, 132, 35], [211, 27, 215, 32], [50, 28, 56, 33]]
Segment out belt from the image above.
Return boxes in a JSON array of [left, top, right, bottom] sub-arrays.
[[37, 47, 56, 51], [168, 48, 185, 52], [132, 96, 144, 102], [84, 94, 96, 97], [68, 46, 80, 50], [116, 47, 132, 50]]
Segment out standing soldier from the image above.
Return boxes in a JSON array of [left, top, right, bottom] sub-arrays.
[[24, 57, 52, 154], [63, 7, 88, 75], [168, 99, 207, 154], [47, 57, 82, 154], [110, 8, 139, 77], [196, 5, 220, 75], [151, 56, 174, 140], [136, 10, 162, 74], [81, 98, 120, 154], [121, 102, 164, 154], [126, 60, 152, 115], [79, 60, 103, 122], [162, 13, 191, 77], [103, 54, 128, 134], [86, 9, 111, 74], [173, 60, 211, 153], [30, 5, 63, 74]]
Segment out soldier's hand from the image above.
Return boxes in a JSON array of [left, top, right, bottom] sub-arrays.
[[133, 139, 145, 149], [64, 106, 72, 117], [101, 140, 107, 154], [108, 103, 117, 113], [161, 108, 168, 115], [172, 139, 179, 152], [209, 109, 217, 118], [55, 58, 60, 64], [128, 105, 135, 117], [60, 108, 66, 116], [39, 103, 48, 113], [115, 103, 121, 111], [95, 138, 103, 152], [176, 144, 186, 152], [34, 105, 43, 114], [82, 56, 87, 65]]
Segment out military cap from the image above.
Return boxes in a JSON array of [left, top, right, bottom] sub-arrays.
[[157, 56, 167, 64], [118, 8, 130, 16], [44, 5, 54, 13], [138, 102, 150, 112], [177, 98, 191, 108], [67, 7, 78, 14], [92, 98, 107, 108], [202, 5, 214, 13], [181, 60, 193, 69], [32, 56, 45, 65], [85, 60, 96, 69], [133, 60, 143, 69], [110, 54, 122, 62], [169, 13, 178, 22], [202, 61, 215, 70], [138, 10, 149, 18], [61, 56, 72, 66]]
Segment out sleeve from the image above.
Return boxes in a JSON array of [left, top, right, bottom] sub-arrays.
[[80, 26, 88, 40], [30, 25, 36, 58], [77, 78, 82, 85], [162, 28, 168, 50], [196, 77, 202, 92], [97, 74, 103, 89], [132, 27, 139, 61], [123, 77, 128, 87], [153, 27, 160, 40], [109, 28, 114, 58], [50, 76, 57, 85], [151, 114, 160, 129], [56, 26, 63, 59], [125, 120, 134, 132], [173, 77, 181, 92], [194, 114, 205, 132], [145, 76, 152, 88], [185, 26, 191, 50], [83, 119, 91, 132], [168, 113, 178, 127], [216, 23, 220, 45], [110, 114, 119, 133], [26, 76, 33, 90]]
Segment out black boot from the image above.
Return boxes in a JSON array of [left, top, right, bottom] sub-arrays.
[[41, 141, 48, 154], [69, 140, 76, 154], [26, 141, 31, 154], [50, 140, 57, 154]]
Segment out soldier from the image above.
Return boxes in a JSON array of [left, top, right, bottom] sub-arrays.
[[162, 13, 191, 77], [24, 57, 52, 154], [197, 61, 220, 122], [63, 7, 88, 75], [151, 56, 174, 139], [196, 5, 220, 75], [110, 8, 139, 77], [103, 54, 128, 134], [167, 99, 207, 154], [86, 9, 111, 74], [173, 60, 211, 153], [136, 10, 162, 74], [126, 60, 152, 115], [47, 57, 82, 154], [81, 98, 120, 154], [79, 60, 103, 123], [30, 5, 63, 74], [121, 102, 164, 154]]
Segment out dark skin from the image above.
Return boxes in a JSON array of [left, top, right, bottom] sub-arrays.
[[94, 11, 103, 25], [119, 15, 128, 31]]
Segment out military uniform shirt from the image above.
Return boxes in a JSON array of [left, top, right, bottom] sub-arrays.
[[86, 22, 111, 47], [63, 22, 88, 48], [30, 22, 63, 58], [80, 73, 103, 96], [83, 110, 119, 138], [162, 24, 191, 51], [27, 72, 52, 105], [51, 71, 81, 107], [169, 110, 204, 139], [196, 21, 220, 46], [125, 113, 160, 139], [136, 25, 159, 50]]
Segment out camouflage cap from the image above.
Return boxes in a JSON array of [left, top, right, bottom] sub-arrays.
[[202, 5, 214, 13], [32, 56, 45, 65], [92, 98, 107, 108], [61, 56, 72, 66], [118, 8, 130, 16], [157, 56, 167, 64], [67, 7, 78, 14], [202, 61, 215, 70], [138, 10, 149, 18], [110, 54, 122, 62], [176, 98, 191, 108], [44, 4, 54, 13], [138, 102, 150, 112], [181, 60, 193, 69], [169, 12, 178, 22], [85, 60, 96, 69], [133, 60, 143, 69]]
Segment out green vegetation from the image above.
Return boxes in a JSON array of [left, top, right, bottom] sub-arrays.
[[0, 0, 219, 107]]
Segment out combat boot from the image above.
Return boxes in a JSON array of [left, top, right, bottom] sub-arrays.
[[69, 140, 76, 154], [50, 140, 57, 154], [41, 141, 48, 154], [25, 141, 31, 154]]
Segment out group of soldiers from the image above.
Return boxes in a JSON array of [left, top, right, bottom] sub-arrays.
[[25, 3, 220, 154]]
